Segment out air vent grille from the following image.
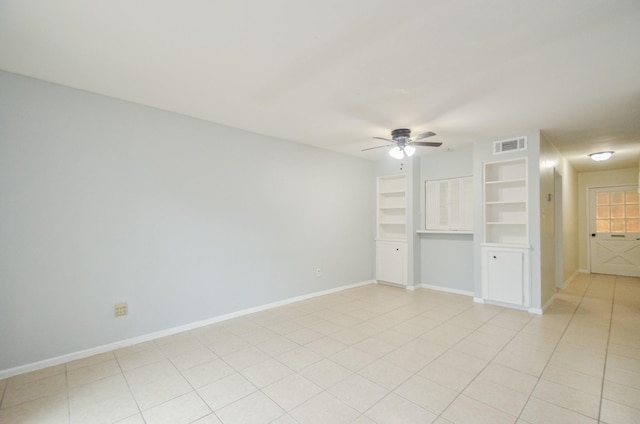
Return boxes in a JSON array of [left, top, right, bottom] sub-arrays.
[[493, 137, 527, 154]]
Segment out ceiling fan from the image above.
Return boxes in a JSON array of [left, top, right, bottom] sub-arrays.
[[363, 128, 442, 159]]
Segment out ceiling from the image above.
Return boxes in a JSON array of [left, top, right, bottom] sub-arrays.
[[1, 0, 639, 172]]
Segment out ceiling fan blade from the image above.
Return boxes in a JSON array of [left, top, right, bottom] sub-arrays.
[[411, 141, 443, 147], [362, 145, 394, 151], [410, 131, 436, 141], [373, 137, 394, 143]]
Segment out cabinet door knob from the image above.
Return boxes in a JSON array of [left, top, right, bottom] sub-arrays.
[[493, 255, 497, 259], [396, 248, 399, 251]]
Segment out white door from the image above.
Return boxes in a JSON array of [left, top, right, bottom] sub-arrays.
[[589, 186, 640, 277], [482, 247, 529, 306], [376, 241, 407, 285]]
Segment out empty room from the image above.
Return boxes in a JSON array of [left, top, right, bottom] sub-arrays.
[[1, 1, 639, 423]]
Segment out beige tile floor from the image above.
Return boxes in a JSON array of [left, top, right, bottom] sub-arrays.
[[1, 273, 639, 424]]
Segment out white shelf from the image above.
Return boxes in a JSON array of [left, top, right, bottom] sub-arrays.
[[485, 200, 526, 205], [417, 230, 473, 235], [377, 174, 407, 242], [485, 178, 526, 185], [483, 158, 528, 245]]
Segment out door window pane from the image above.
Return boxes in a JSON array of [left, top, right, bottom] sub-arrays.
[[628, 219, 640, 233], [626, 191, 639, 204], [597, 220, 610, 232], [596, 192, 610, 205], [626, 205, 639, 219], [596, 206, 610, 219], [611, 205, 625, 219], [611, 191, 625, 205], [611, 220, 625, 232]]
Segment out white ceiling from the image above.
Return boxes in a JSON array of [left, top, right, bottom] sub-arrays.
[[1, 0, 639, 172]]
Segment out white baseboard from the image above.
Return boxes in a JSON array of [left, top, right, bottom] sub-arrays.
[[0, 280, 376, 380], [473, 297, 485, 304], [578, 268, 589, 274], [419, 284, 474, 297]]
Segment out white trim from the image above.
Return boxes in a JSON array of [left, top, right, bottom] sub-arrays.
[[578, 268, 589, 274], [419, 284, 474, 297], [0, 280, 375, 380], [528, 307, 543, 315], [473, 297, 485, 304]]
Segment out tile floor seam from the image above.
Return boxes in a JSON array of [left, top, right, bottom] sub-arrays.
[[354, 299, 532, 422], [597, 276, 618, 424], [112, 345, 146, 424], [0, 378, 5, 409], [64, 365, 71, 424], [514, 275, 605, 424], [429, 309, 535, 422]]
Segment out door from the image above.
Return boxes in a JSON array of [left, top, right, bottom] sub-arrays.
[[376, 241, 407, 285], [589, 186, 640, 277], [482, 247, 527, 306]]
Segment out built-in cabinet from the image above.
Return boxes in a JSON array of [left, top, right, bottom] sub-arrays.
[[481, 246, 530, 306], [376, 241, 407, 285], [424, 177, 473, 232], [376, 174, 407, 286], [481, 157, 531, 307]]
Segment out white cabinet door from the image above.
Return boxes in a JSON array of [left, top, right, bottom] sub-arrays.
[[482, 247, 529, 306], [376, 241, 407, 285]]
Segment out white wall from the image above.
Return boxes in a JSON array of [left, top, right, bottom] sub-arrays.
[[577, 167, 639, 271], [0, 71, 374, 372], [555, 142, 579, 285], [539, 134, 579, 305], [418, 147, 474, 293]]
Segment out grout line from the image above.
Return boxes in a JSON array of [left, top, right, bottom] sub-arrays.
[[432, 308, 536, 420], [597, 275, 617, 423], [514, 274, 609, 423]]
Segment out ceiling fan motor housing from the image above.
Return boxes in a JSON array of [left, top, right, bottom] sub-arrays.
[[391, 128, 411, 139]]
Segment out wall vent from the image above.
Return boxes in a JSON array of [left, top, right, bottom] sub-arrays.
[[493, 136, 527, 154]]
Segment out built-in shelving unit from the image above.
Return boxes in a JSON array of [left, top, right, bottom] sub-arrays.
[[377, 175, 407, 241], [376, 174, 407, 286], [483, 158, 528, 245], [481, 156, 530, 308]]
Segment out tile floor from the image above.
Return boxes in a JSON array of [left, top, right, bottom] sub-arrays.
[[1, 273, 639, 424]]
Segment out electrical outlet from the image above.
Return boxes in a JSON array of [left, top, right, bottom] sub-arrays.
[[315, 268, 321, 277], [115, 302, 128, 317]]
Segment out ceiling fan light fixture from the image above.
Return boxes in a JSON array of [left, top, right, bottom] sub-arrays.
[[389, 146, 404, 159], [404, 145, 416, 157], [589, 151, 613, 161]]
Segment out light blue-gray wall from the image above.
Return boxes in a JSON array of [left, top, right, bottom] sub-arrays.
[[0, 71, 374, 371], [418, 147, 474, 292]]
